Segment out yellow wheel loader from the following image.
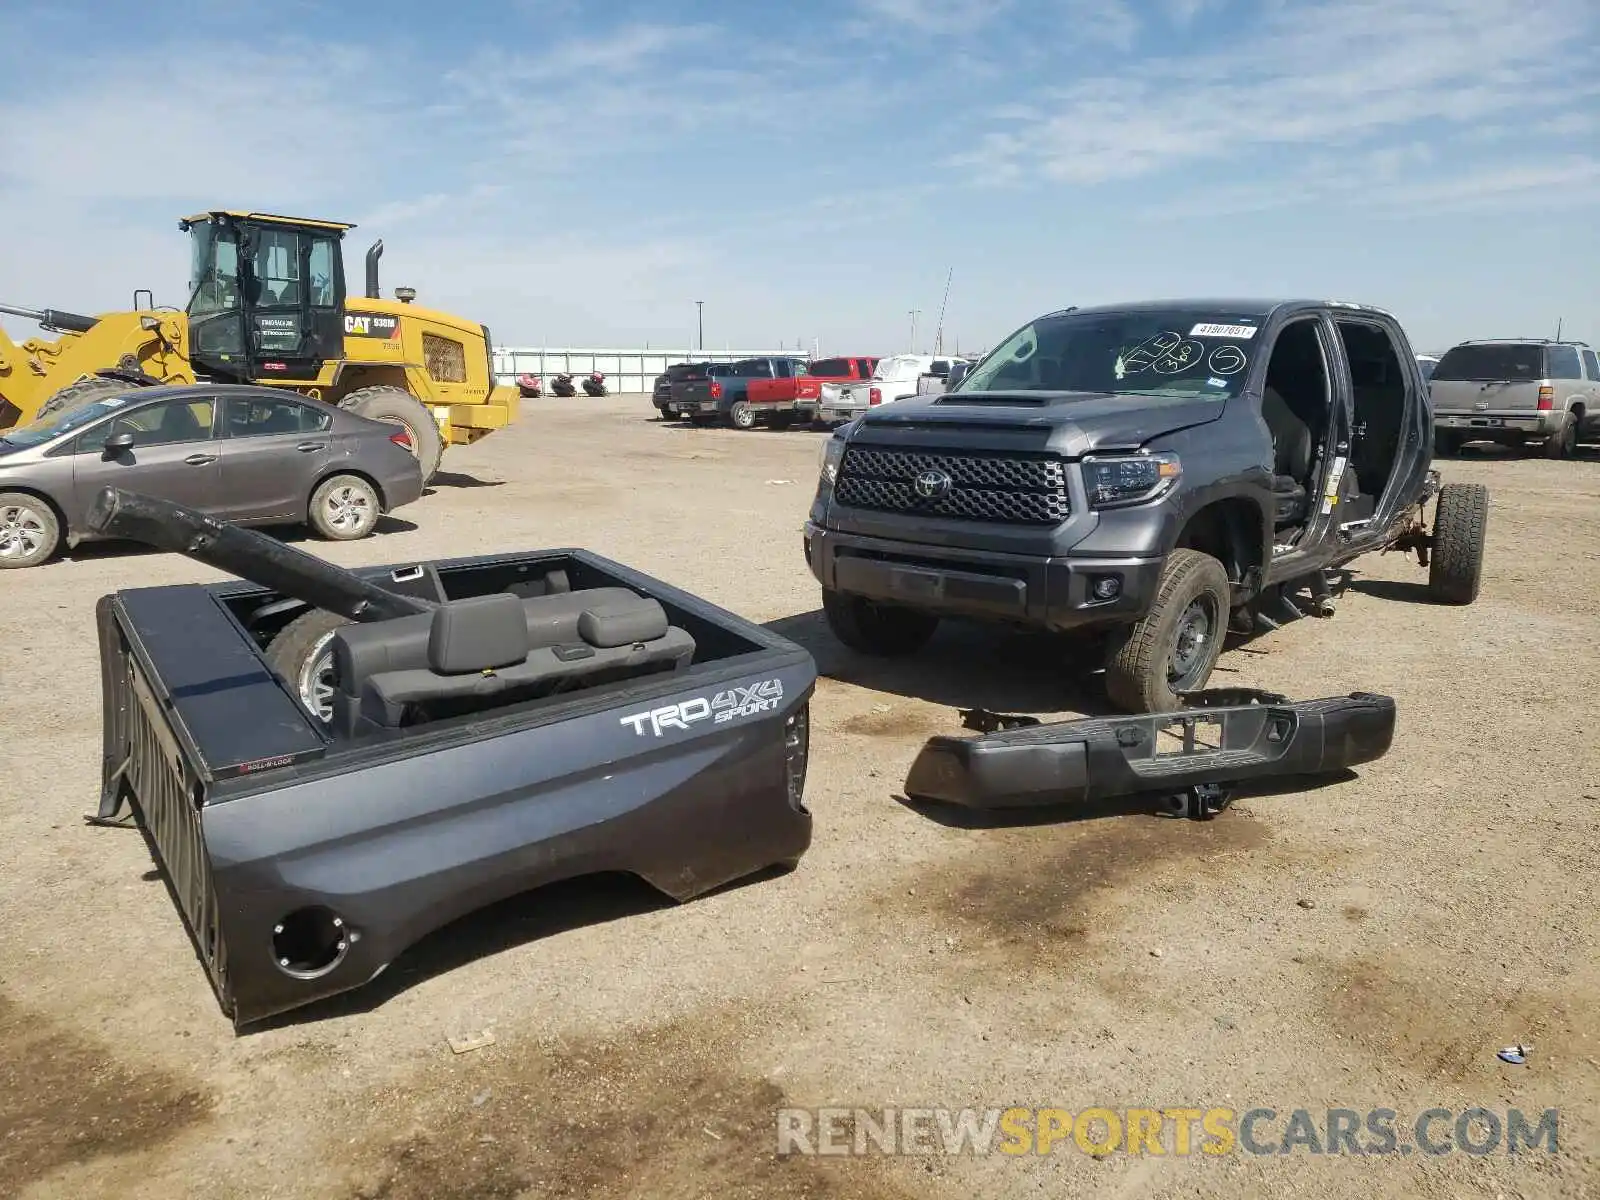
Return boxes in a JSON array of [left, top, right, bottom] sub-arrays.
[[0, 211, 518, 483]]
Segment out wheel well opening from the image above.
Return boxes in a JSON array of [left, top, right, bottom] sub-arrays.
[[1175, 499, 1263, 587]]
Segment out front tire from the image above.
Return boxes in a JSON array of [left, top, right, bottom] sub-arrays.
[[1427, 481, 1489, 604], [309, 474, 381, 540], [1103, 549, 1231, 713], [0, 492, 61, 569], [821, 588, 939, 656], [265, 609, 349, 725], [342, 385, 444, 483]]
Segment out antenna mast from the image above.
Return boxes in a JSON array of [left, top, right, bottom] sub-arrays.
[[934, 267, 953, 355]]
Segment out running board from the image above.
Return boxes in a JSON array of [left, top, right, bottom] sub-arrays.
[[902, 690, 1396, 816]]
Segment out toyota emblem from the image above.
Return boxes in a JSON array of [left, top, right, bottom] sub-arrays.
[[914, 469, 953, 499]]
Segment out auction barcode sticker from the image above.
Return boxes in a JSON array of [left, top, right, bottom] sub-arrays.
[[1191, 323, 1257, 339]]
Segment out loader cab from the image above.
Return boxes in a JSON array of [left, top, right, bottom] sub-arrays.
[[182, 211, 350, 383]]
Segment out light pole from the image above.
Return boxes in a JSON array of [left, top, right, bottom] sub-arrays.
[[909, 309, 920, 352], [695, 300, 704, 351]]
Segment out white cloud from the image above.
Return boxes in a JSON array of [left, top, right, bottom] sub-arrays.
[[950, 0, 1600, 194]]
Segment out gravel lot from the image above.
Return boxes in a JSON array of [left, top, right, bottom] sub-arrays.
[[2, 394, 1597, 1199]]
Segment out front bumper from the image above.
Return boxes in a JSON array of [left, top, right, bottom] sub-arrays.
[[804, 520, 1162, 631], [903, 690, 1396, 810]]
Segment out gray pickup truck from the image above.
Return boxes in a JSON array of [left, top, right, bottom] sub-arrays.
[[675, 356, 809, 428], [806, 297, 1490, 712], [89, 488, 815, 1028]]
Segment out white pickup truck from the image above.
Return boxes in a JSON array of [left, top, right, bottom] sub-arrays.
[[815, 354, 968, 424]]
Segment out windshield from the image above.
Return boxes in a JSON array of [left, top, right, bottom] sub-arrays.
[[187, 221, 240, 317], [956, 309, 1265, 399], [1432, 344, 1544, 382], [0, 393, 136, 448]]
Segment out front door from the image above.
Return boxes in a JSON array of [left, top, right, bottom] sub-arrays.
[[215, 394, 336, 521], [71, 395, 222, 513]]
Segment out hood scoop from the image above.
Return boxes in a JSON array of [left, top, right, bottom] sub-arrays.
[[933, 391, 1050, 406]]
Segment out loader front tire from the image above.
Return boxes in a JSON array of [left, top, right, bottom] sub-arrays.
[[35, 376, 138, 422], [342, 385, 443, 484]]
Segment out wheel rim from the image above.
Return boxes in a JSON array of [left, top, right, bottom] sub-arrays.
[[298, 633, 338, 723], [1168, 595, 1220, 688], [324, 484, 374, 533], [734, 405, 752, 427], [0, 503, 49, 561]]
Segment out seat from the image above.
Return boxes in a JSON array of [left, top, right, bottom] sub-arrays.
[[328, 587, 696, 734], [1260, 385, 1313, 527]]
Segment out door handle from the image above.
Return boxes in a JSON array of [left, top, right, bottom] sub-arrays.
[[296, 442, 327, 452], [185, 453, 217, 465]]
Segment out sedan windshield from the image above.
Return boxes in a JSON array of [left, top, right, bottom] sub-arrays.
[[956, 309, 1265, 399], [1, 393, 136, 448]]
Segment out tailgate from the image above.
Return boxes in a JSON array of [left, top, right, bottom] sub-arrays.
[[96, 587, 328, 1019], [676, 381, 713, 410], [1432, 379, 1537, 412]]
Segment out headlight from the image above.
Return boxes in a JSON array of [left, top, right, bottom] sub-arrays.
[[820, 436, 846, 484], [1081, 452, 1181, 508]]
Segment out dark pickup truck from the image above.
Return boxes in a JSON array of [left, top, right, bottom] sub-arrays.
[[655, 361, 735, 418], [806, 298, 1490, 713], [90, 488, 815, 1028], [675, 356, 810, 428]]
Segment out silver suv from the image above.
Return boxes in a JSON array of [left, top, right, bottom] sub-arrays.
[[1431, 338, 1600, 459]]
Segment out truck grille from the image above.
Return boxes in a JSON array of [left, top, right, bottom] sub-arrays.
[[835, 447, 1071, 525]]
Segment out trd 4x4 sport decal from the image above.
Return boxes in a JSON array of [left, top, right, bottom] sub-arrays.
[[619, 679, 785, 737]]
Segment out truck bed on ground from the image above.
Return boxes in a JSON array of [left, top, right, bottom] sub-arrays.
[[96, 545, 815, 1028]]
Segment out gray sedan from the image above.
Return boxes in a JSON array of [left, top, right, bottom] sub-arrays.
[[0, 382, 424, 568]]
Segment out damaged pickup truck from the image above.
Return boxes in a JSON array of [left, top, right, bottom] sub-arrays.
[[806, 298, 1490, 712], [90, 488, 814, 1028]]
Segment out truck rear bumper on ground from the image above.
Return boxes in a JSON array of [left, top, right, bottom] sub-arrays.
[[903, 691, 1396, 809], [804, 520, 1163, 631], [95, 541, 816, 1029]]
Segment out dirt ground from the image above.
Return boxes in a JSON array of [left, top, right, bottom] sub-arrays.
[[2, 394, 1597, 1200]]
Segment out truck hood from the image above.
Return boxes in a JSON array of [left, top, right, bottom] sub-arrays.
[[851, 389, 1230, 455]]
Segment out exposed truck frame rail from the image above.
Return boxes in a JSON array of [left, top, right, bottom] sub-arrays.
[[90, 489, 815, 1027]]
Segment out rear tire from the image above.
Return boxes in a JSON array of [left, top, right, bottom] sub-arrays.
[[265, 609, 350, 725], [0, 492, 61, 569], [309, 473, 381, 540], [1102, 549, 1231, 714], [1433, 429, 1464, 457], [1427, 481, 1488, 604], [821, 587, 939, 656], [729, 401, 757, 430], [35, 376, 137, 422], [1543, 412, 1577, 460], [342, 385, 444, 483]]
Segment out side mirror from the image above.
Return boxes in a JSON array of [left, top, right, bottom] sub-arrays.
[[105, 430, 135, 454]]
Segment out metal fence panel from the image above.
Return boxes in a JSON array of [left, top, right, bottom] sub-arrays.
[[494, 347, 799, 391]]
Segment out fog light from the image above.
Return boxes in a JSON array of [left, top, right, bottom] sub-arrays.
[[1092, 575, 1122, 601]]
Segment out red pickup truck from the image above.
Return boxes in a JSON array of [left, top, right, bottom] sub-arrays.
[[743, 355, 880, 428]]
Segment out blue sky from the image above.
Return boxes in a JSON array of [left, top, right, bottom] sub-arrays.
[[1, 0, 1596, 356]]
